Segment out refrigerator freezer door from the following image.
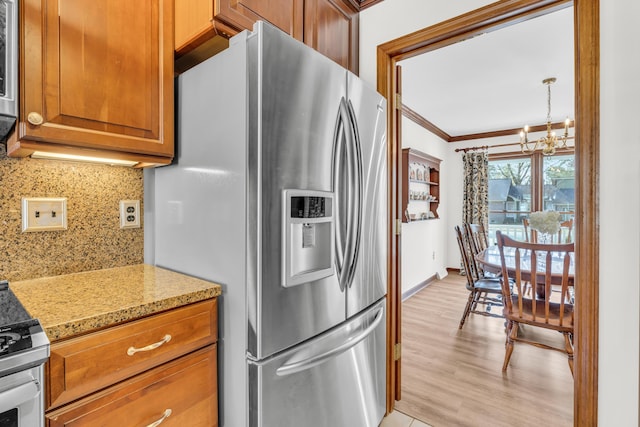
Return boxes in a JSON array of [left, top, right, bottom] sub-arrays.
[[247, 298, 386, 427], [247, 22, 348, 359], [345, 73, 388, 318]]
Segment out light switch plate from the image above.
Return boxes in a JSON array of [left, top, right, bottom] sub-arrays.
[[22, 197, 68, 232]]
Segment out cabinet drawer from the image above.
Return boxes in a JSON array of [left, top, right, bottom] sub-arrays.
[[47, 299, 217, 409], [47, 345, 218, 427]]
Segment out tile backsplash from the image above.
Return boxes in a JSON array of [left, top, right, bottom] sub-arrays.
[[0, 144, 144, 281]]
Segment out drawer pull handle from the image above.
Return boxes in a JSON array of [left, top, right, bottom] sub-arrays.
[[146, 409, 172, 427], [127, 334, 172, 356]]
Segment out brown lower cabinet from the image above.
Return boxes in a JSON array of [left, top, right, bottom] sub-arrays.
[[46, 345, 217, 427], [45, 299, 218, 426]]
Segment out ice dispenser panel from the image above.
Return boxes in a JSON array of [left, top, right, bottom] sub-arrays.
[[282, 190, 334, 287]]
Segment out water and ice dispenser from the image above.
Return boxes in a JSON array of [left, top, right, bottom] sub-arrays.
[[282, 190, 334, 287]]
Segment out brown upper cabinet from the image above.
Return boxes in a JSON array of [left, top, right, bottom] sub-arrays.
[[9, 0, 174, 167], [175, 0, 359, 74], [305, 0, 359, 74], [358, 0, 384, 9]]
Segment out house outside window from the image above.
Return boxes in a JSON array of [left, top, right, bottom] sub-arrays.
[[487, 151, 575, 243]]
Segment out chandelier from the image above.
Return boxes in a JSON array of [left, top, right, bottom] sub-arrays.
[[520, 77, 572, 156]]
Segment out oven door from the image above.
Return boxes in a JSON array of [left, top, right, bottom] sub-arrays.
[[0, 365, 44, 427]]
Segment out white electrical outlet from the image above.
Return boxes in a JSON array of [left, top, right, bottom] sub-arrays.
[[22, 197, 68, 232], [120, 200, 141, 229]]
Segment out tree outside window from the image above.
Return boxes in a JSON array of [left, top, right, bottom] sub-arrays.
[[487, 151, 575, 242]]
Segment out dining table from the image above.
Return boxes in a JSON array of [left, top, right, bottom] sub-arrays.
[[476, 244, 575, 298]]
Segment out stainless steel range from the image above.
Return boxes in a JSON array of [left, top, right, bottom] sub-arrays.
[[0, 281, 50, 427]]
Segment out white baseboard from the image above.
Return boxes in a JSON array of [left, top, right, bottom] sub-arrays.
[[402, 274, 437, 301], [436, 268, 449, 280]]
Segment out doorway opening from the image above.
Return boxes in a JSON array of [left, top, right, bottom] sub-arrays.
[[378, 1, 599, 425]]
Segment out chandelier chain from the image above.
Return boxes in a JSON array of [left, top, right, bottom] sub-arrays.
[[547, 83, 552, 123]]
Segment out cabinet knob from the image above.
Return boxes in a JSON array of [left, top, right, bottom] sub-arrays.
[[27, 112, 44, 126]]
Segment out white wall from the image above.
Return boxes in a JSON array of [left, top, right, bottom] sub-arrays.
[[361, 1, 640, 425], [400, 92, 531, 294], [400, 118, 448, 295], [359, 0, 492, 86], [360, 0, 495, 296], [599, 1, 640, 425]]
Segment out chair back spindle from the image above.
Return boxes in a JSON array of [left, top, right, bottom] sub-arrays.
[[455, 225, 479, 286], [465, 223, 488, 251]]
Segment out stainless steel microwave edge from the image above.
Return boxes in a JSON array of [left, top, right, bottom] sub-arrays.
[[0, 0, 18, 140]]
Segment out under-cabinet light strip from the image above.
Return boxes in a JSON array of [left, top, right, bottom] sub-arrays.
[[30, 151, 138, 167]]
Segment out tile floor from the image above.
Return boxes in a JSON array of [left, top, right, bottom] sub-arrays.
[[380, 410, 432, 427]]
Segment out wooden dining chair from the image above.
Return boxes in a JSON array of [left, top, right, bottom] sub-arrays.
[[464, 222, 500, 277], [455, 225, 504, 329], [523, 217, 574, 243], [464, 222, 489, 253], [495, 230, 575, 376]]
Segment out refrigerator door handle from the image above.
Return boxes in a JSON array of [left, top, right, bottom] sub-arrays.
[[333, 97, 348, 291], [334, 97, 362, 292], [344, 100, 363, 289], [275, 306, 384, 377], [341, 98, 358, 292]]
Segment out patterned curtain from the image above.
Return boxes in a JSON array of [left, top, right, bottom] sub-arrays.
[[462, 151, 489, 232], [459, 151, 489, 274]]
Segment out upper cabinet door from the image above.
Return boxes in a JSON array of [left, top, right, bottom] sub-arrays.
[[174, 0, 358, 75], [304, 0, 359, 74], [175, 0, 304, 73], [18, 0, 174, 160], [175, 0, 305, 54], [217, 0, 304, 40]]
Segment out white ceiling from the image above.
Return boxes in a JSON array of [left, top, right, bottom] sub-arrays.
[[399, 6, 575, 138]]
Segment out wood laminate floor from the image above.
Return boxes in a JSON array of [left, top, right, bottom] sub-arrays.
[[390, 272, 574, 427]]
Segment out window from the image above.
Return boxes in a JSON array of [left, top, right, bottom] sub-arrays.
[[542, 154, 575, 217], [487, 151, 575, 242]]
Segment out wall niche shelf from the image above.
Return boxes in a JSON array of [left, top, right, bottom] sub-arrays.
[[402, 148, 441, 223]]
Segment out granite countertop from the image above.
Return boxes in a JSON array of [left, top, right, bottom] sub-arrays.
[[10, 264, 222, 342]]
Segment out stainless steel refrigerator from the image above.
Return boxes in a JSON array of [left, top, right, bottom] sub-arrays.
[[145, 21, 387, 427]]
